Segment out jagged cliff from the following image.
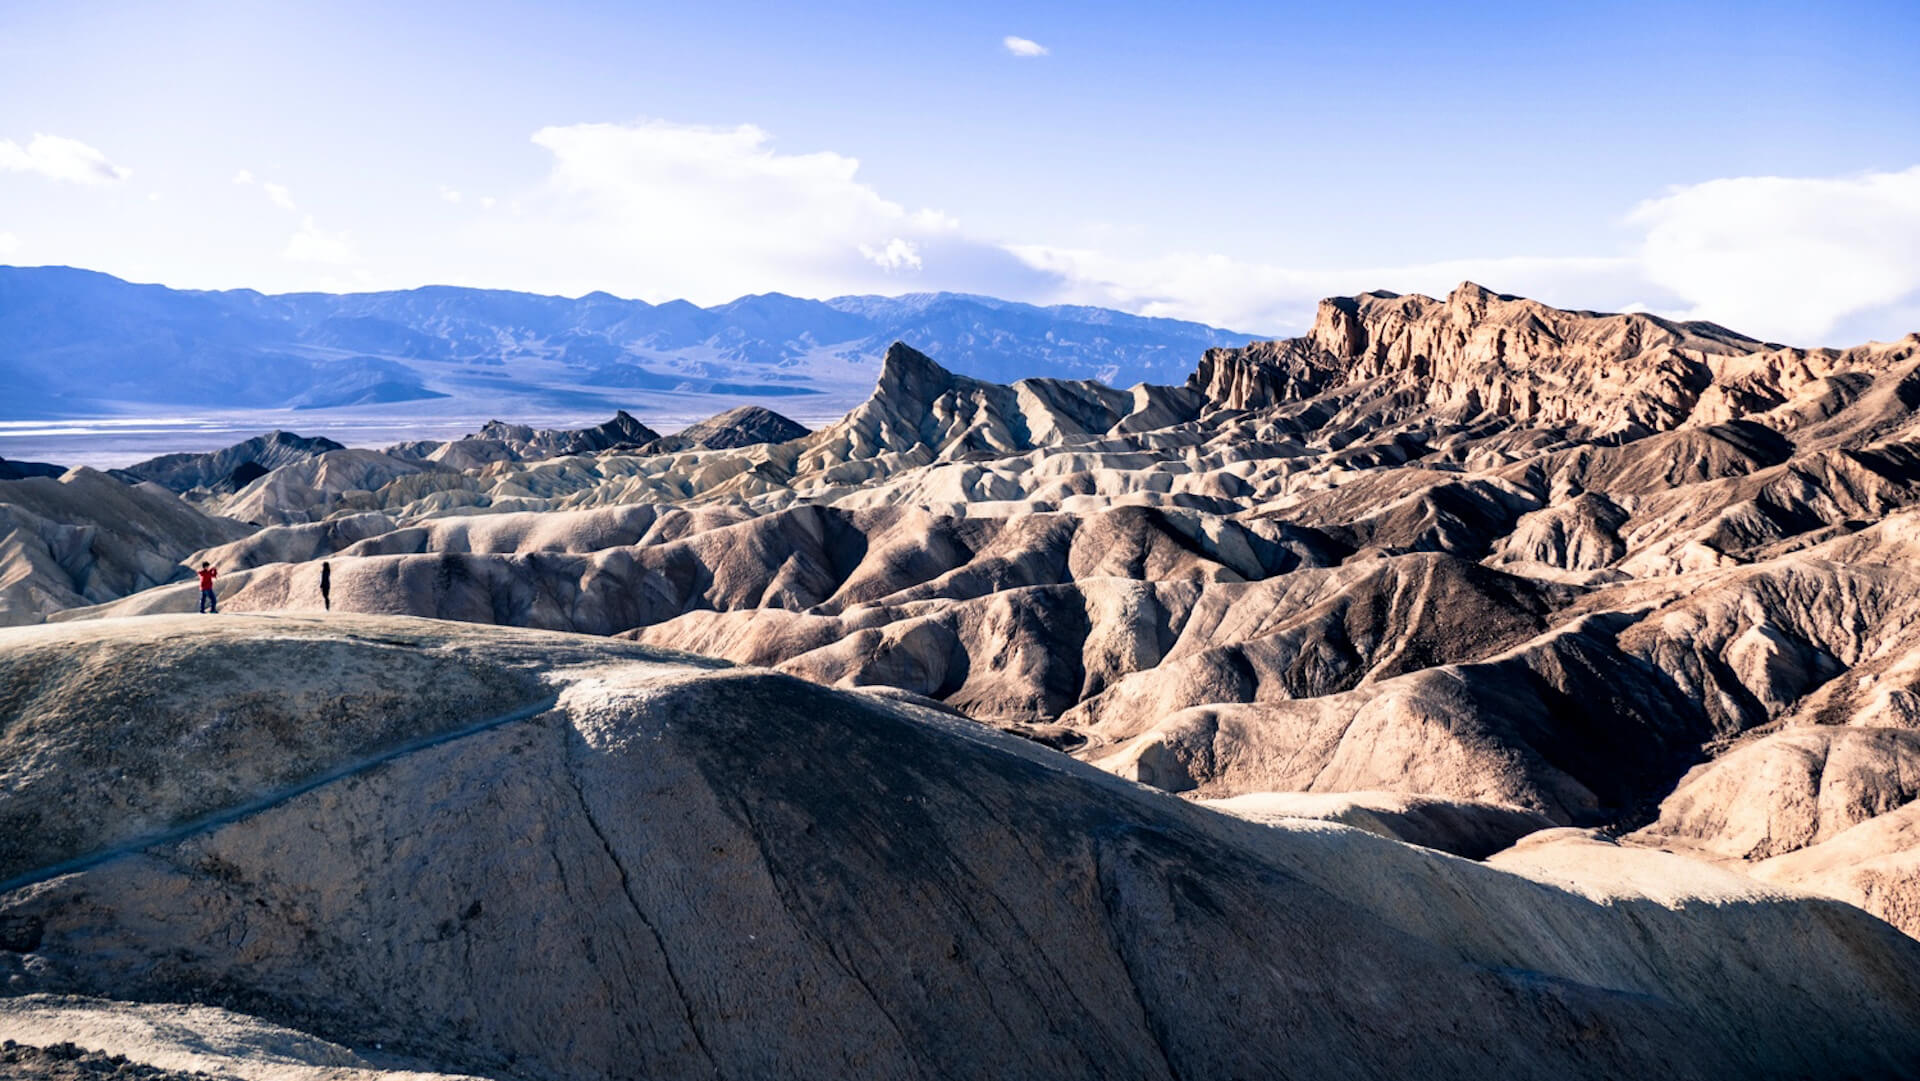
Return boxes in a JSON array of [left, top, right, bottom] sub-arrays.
[[1189, 282, 1917, 439]]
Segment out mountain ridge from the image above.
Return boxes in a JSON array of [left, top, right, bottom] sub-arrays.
[[0, 265, 1255, 419], [1192, 280, 1917, 439]]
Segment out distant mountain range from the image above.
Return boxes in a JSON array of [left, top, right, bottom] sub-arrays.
[[0, 266, 1253, 418]]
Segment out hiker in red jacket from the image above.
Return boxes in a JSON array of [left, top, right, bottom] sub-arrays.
[[197, 562, 219, 613]]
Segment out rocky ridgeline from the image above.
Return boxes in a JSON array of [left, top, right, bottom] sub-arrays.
[[111, 431, 348, 494], [1192, 282, 1916, 437], [643, 404, 810, 452]]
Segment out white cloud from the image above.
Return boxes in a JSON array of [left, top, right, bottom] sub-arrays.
[[439, 185, 463, 204], [0, 232, 18, 257], [236, 169, 353, 268], [1008, 245, 1650, 334], [233, 169, 297, 210], [485, 119, 991, 300], [1008, 167, 1920, 343], [860, 237, 922, 272], [285, 216, 354, 264], [447, 117, 1705, 337], [1628, 166, 1920, 344], [0, 134, 129, 185], [1003, 35, 1049, 57]]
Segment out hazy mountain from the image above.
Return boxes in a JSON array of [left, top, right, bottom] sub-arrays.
[[0, 266, 1252, 418]]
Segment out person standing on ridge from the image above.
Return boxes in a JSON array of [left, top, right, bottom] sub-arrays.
[[197, 562, 219, 614], [320, 561, 332, 611]]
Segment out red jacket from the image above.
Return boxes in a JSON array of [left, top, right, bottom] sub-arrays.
[[197, 568, 217, 590]]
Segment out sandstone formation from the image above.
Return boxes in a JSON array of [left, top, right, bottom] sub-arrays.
[[3, 615, 1919, 1079]]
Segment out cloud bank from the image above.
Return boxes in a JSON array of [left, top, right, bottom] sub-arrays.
[[1629, 166, 1920, 344], [1007, 168, 1920, 343], [479, 120, 1916, 344], [474, 119, 1049, 302]]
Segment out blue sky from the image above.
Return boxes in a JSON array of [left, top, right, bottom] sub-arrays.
[[3, 0, 1917, 343]]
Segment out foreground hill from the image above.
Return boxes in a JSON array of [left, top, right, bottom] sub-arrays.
[[3, 614, 1917, 1079]]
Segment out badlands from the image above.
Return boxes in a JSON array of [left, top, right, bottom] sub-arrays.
[[6, 282, 1920, 1077]]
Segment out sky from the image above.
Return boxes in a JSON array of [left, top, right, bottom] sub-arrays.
[[2, 0, 1918, 345]]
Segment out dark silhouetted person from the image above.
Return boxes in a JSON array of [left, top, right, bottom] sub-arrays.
[[197, 562, 219, 613], [320, 561, 332, 610]]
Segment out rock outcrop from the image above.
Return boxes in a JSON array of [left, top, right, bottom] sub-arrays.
[[643, 404, 810, 452], [0, 458, 65, 482], [113, 431, 346, 494], [217, 450, 435, 526], [1191, 284, 1784, 433], [469, 410, 660, 458]]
